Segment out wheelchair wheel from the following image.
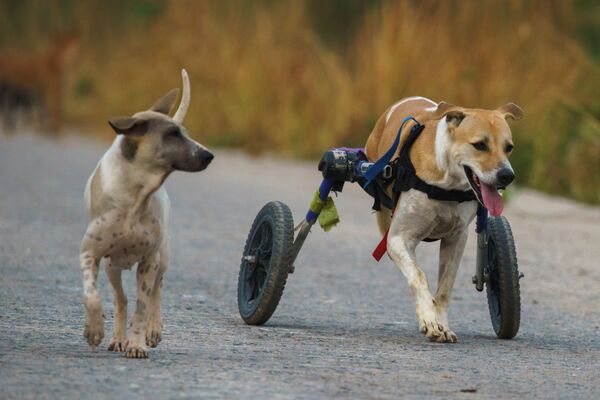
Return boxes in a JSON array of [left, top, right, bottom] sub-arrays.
[[237, 201, 294, 325], [485, 216, 521, 339]]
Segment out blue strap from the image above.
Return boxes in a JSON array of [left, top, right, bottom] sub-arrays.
[[476, 204, 488, 233], [363, 116, 419, 188]]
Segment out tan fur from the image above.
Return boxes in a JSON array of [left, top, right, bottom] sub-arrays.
[[0, 33, 78, 132], [365, 97, 522, 343]]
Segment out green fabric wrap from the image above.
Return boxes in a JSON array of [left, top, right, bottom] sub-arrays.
[[309, 190, 340, 232]]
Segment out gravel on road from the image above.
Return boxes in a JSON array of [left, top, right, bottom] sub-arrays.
[[1, 133, 599, 399]]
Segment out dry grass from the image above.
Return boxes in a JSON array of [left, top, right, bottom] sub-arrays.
[[1, 0, 599, 203]]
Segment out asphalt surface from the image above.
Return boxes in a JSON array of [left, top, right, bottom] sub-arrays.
[[1, 133, 599, 399]]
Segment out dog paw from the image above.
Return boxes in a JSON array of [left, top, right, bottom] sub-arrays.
[[83, 322, 104, 348], [146, 330, 162, 348], [436, 328, 458, 343], [418, 319, 458, 343], [108, 338, 128, 352], [146, 316, 163, 348], [125, 344, 149, 359], [419, 318, 444, 340]]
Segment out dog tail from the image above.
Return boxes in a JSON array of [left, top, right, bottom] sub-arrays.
[[173, 69, 190, 123]]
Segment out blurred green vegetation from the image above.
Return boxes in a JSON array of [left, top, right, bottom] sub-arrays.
[[0, 0, 599, 204]]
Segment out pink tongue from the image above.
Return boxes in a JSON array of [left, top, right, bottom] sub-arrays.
[[480, 182, 504, 216]]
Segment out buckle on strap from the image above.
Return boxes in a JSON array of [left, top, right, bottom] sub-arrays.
[[363, 116, 421, 188], [382, 164, 393, 179]]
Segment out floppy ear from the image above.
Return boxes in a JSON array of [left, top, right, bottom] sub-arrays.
[[149, 88, 179, 115], [496, 103, 523, 121], [433, 101, 466, 128], [107, 116, 147, 135]]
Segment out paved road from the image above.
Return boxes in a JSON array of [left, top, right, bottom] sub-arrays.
[[1, 133, 599, 399]]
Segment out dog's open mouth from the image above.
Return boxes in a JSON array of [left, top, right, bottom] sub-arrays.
[[463, 166, 504, 217]]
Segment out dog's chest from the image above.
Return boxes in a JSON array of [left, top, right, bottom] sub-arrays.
[[399, 190, 477, 240], [89, 210, 163, 269], [426, 209, 472, 239]]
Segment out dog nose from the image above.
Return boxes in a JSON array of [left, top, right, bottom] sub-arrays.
[[199, 149, 214, 164], [496, 168, 515, 186]]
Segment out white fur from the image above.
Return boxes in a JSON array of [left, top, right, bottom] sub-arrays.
[[434, 118, 451, 170], [465, 160, 513, 187], [80, 140, 172, 356], [386, 189, 476, 343], [386, 96, 437, 123], [432, 119, 470, 191]]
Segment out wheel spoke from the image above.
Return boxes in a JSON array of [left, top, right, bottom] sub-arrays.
[[251, 276, 260, 300], [257, 224, 270, 248], [238, 201, 295, 325]]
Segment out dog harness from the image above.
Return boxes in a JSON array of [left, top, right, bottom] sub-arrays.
[[361, 116, 476, 212], [361, 116, 477, 260], [314, 115, 482, 260]]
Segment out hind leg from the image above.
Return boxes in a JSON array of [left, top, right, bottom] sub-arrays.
[[105, 262, 128, 351], [146, 245, 168, 348]]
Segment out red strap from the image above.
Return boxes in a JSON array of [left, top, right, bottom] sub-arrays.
[[372, 229, 389, 262], [372, 209, 395, 262]]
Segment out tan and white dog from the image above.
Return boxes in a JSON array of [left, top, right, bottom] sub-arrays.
[[365, 96, 522, 342], [79, 70, 213, 358]]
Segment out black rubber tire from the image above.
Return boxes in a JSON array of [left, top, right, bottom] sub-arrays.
[[237, 201, 294, 325], [485, 216, 521, 339]]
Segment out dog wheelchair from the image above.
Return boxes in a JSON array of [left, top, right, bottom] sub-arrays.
[[237, 120, 522, 339]]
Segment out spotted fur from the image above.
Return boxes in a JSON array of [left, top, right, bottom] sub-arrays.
[[79, 70, 213, 358]]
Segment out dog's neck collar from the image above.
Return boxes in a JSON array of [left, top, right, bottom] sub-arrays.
[[391, 120, 476, 203]]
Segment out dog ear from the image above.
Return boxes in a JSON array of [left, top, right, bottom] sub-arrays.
[[108, 116, 147, 136], [433, 101, 466, 128], [149, 88, 179, 115], [496, 103, 523, 121]]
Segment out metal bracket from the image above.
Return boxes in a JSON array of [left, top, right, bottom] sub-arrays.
[[382, 165, 393, 179], [474, 230, 488, 291]]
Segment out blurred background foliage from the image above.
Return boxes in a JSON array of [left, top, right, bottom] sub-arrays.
[[0, 0, 599, 204]]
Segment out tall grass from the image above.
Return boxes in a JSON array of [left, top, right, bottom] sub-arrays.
[[1, 0, 599, 203]]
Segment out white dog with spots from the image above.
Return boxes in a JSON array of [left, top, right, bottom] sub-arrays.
[[79, 70, 213, 358]]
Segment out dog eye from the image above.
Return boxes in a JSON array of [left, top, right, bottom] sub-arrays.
[[505, 144, 514, 153], [471, 141, 488, 151], [166, 129, 182, 139]]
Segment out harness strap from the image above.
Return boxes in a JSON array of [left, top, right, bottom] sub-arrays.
[[368, 114, 477, 261], [363, 116, 420, 188], [372, 228, 389, 262], [394, 165, 476, 202], [392, 119, 476, 203]]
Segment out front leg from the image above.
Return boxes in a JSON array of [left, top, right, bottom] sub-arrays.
[[79, 250, 104, 348], [146, 245, 168, 348], [105, 262, 128, 351], [387, 233, 446, 341], [126, 253, 160, 358], [434, 231, 468, 343]]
